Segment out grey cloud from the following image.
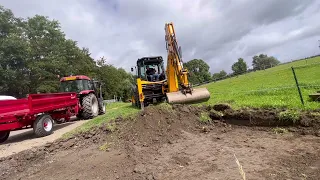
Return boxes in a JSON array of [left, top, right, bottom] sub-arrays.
[[0, 0, 319, 74]]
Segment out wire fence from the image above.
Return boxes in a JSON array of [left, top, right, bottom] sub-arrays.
[[103, 95, 122, 104], [193, 61, 320, 87]]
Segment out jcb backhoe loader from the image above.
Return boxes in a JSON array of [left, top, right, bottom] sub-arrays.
[[131, 22, 210, 109]]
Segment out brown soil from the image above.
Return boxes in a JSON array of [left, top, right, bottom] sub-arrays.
[[0, 104, 320, 180]]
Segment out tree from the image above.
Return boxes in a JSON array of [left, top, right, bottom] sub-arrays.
[[183, 59, 211, 84], [232, 58, 247, 75], [94, 56, 133, 101], [0, 6, 29, 97], [252, 54, 280, 70], [212, 70, 227, 80], [0, 5, 138, 101]]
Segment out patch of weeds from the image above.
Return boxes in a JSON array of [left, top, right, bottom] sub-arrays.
[[99, 142, 110, 151], [106, 122, 116, 132], [158, 103, 174, 112], [210, 109, 223, 120], [199, 112, 211, 123], [278, 110, 300, 124], [310, 112, 320, 117], [272, 127, 289, 134]]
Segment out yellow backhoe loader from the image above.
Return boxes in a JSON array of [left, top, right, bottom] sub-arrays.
[[131, 22, 210, 109]]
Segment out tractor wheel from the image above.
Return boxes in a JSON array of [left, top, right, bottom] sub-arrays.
[[76, 113, 83, 120], [81, 93, 99, 119], [98, 100, 106, 115], [33, 114, 54, 137], [0, 131, 10, 143]]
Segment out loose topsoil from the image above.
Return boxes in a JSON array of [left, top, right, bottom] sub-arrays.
[[0, 104, 320, 180]]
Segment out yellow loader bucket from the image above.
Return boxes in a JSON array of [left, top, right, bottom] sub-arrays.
[[166, 87, 211, 104]]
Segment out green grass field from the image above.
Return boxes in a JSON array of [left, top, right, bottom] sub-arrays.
[[199, 56, 320, 110]]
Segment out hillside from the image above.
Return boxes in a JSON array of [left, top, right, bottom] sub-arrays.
[[200, 56, 320, 110]]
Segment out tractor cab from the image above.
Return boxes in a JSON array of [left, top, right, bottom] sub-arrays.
[[59, 75, 106, 118], [132, 56, 166, 82], [59, 75, 102, 96]]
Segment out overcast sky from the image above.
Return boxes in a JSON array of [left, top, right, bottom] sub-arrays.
[[1, 0, 320, 73]]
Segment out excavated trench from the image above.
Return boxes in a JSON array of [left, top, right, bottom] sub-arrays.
[[0, 104, 320, 180]]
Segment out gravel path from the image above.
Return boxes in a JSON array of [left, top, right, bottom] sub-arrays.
[[0, 119, 87, 158]]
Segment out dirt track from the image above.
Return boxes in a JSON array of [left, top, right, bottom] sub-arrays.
[[0, 104, 319, 180], [0, 118, 86, 158]]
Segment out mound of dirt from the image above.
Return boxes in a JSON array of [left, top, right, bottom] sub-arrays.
[[203, 105, 320, 136], [0, 104, 227, 179], [1, 104, 320, 180]]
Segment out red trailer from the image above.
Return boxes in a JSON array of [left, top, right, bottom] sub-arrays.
[[0, 92, 80, 143]]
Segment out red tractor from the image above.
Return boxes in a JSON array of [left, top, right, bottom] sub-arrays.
[[0, 75, 106, 143], [59, 75, 106, 119]]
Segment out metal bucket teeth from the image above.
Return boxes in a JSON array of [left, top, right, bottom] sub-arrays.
[[166, 88, 210, 104]]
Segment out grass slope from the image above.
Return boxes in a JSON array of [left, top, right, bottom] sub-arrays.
[[63, 102, 139, 138], [63, 57, 319, 136], [200, 56, 320, 110]]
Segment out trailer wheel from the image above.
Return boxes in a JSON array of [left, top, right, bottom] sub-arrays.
[[82, 93, 99, 119], [0, 131, 10, 143], [33, 114, 54, 137]]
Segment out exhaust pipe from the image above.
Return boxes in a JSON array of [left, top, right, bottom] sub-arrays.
[[166, 88, 211, 104]]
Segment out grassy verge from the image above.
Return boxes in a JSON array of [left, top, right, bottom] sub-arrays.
[[198, 57, 320, 110], [62, 102, 139, 138]]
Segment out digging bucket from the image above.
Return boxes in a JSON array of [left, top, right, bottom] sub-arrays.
[[166, 87, 211, 104]]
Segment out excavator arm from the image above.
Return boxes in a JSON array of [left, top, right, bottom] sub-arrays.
[[165, 22, 191, 93], [164, 22, 211, 104]]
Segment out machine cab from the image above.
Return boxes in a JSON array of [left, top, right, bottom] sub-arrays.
[[132, 56, 166, 82], [59, 75, 103, 96], [59, 75, 94, 93]]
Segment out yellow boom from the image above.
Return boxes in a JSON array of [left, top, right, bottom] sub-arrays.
[[164, 22, 210, 104]]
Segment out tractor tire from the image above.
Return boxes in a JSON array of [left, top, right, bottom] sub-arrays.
[[131, 85, 140, 108], [81, 93, 99, 119], [98, 100, 106, 115], [0, 131, 10, 143], [76, 113, 83, 120], [33, 114, 54, 137]]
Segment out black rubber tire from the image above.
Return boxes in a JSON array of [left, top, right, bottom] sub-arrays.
[[81, 93, 99, 119], [135, 92, 141, 108], [76, 113, 83, 120], [33, 114, 54, 137], [0, 131, 10, 143], [98, 99, 106, 115], [131, 86, 140, 108], [55, 119, 65, 124]]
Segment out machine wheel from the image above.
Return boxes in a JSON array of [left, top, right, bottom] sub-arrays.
[[131, 85, 140, 108], [98, 100, 106, 115], [131, 95, 135, 106], [33, 114, 54, 137], [82, 93, 99, 119], [76, 113, 83, 120], [140, 102, 145, 110], [0, 131, 10, 143]]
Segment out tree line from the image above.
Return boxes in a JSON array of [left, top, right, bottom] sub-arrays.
[[0, 5, 298, 99], [0, 6, 133, 100], [184, 54, 281, 85]]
